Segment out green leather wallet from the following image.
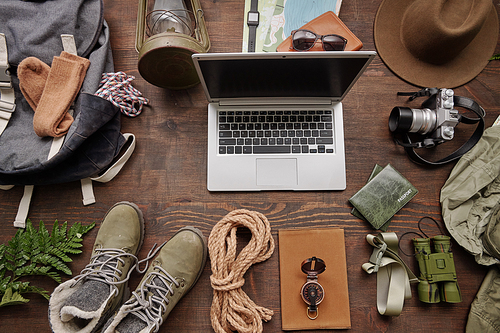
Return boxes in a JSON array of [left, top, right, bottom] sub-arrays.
[[349, 164, 418, 230]]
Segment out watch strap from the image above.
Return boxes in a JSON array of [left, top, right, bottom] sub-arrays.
[[250, 0, 258, 11], [247, 0, 259, 52], [248, 25, 257, 52]]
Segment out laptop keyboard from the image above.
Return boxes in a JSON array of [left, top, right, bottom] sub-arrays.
[[218, 110, 334, 154]]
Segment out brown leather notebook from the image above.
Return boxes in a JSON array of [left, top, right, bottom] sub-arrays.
[[278, 228, 351, 330], [276, 11, 363, 52]]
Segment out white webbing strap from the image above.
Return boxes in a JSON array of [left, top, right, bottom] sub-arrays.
[[13, 185, 34, 228], [80, 133, 136, 206], [362, 233, 418, 316], [0, 87, 15, 135], [0, 33, 11, 87], [80, 178, 95, 206], [0, 33, 20, 227], [0, 33, 15, 136]]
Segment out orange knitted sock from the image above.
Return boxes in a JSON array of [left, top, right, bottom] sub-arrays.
[[33, 52, 90, 137], [17, 57, 50, 111]]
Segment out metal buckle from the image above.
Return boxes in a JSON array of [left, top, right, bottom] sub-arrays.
[[369, 242, 387, 273], [0, 65, 11, 88]]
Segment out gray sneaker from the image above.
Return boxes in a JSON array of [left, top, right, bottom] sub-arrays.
[[48, 201, 145, 333], [102, 226, 207, 333]]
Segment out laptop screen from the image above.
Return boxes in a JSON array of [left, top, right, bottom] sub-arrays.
[[193, 52, 376, 101]]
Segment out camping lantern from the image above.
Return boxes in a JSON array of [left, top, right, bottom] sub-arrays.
[[135, 0, 210, 89]]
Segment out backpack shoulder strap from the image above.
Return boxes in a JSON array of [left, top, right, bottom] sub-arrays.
[[13, 185, 34, 228], [0, 33, 15, 136], [7, 34, 79, 228]]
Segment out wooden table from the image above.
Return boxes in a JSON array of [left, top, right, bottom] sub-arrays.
[[1, 0, 499, 332]]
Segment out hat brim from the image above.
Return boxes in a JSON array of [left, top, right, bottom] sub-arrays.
[[374, 0, 499, 88]]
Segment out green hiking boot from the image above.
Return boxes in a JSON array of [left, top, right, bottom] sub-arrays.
[[49, 201, 145, 333], [102, 226, 208, 333]]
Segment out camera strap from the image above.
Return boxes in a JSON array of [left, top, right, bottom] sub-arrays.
[[394, 89, 485, 166]]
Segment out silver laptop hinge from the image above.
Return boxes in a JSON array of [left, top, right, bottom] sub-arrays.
[[217, 98, 337, 106]]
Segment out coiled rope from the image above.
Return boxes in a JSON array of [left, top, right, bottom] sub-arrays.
[[95, 72, 149, 117], [208, 209, 275, 333]]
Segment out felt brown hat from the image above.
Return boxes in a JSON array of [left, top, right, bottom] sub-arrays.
[[374, 0, 499, 88]]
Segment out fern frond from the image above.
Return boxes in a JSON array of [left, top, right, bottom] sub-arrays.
[[0, 288, 30, 307], [32, 253, 72, 276], [7, 280, 30, 292], [36, 220, 51, 253], [0, 219, 95, 307], [61, 247, 83, 255], [490, 54, 500, 61], [14, 262, 36, 277], [0, 275, 12, 293], [19, 285, 51, 300], [48, 246, 73, 263]]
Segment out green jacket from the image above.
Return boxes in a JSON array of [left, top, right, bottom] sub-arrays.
[[441, 124, 500, 333]]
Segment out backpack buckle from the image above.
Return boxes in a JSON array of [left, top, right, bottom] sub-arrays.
[[0, 65, 11, 88], [0, 93, 16, 115]]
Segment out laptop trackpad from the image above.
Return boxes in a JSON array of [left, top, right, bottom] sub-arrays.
[[256, 158, 297, 186]]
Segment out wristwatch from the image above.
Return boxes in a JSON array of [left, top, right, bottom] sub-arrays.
[[247, 0, 259, 52], [300, 257, 326, 320]]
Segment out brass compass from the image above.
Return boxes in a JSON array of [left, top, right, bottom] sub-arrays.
[[300, 256, 326, 320]]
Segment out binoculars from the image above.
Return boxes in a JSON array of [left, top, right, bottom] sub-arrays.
[[412, 235, 462, 303]]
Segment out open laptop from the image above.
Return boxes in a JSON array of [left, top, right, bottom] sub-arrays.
[[192, 51, 376, 191]]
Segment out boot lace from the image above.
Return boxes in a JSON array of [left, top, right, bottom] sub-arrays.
[[123, 266, 181, 332], [70, 243, 164, 297]]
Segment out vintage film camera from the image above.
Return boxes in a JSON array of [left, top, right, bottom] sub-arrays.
[[388, 88, 485, 166], [389, 88, 459, 148]]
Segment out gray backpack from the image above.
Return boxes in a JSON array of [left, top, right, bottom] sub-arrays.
[[0, 0, 136, 227]]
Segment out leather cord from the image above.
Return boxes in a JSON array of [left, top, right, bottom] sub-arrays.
[[362, 232, 419, 316]]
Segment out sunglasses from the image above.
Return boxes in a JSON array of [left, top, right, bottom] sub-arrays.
[[291, 29, 347, 51]]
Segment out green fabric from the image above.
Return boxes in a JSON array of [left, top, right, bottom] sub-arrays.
[[441, 125, 500, 332], [466, 265, 500, 333], [440, 125, 500, 266], [362, 233, 417, 316]]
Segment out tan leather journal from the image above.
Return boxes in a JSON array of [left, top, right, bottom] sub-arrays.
[[276, 11, 363, 52], [278, 228, 351, 330]]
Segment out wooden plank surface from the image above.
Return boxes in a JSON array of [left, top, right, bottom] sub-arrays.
[[1, 0, 499, 332]]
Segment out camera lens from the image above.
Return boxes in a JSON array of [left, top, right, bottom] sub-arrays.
[[389, 107, 413, 133], [389, 107, 437, 135]]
